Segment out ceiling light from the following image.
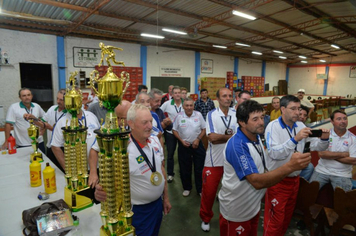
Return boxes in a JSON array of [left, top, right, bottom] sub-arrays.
[[232, 10, 256, 20], [299, 55, 307, 59], [279, 56, 287, 59], [140, 33, 165, 39], [273, 50, 283, 54], [319, 59, 326, 62], [331, 44, 340, 49], [213, 45, 227, 49], [252, 51, 262, 55], [162, 28, 187, 35], [301, 61, 308, 63], [235, 43, 250, 47]]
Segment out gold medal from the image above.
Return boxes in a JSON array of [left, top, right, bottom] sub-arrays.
[[150, 172, 163, 186]]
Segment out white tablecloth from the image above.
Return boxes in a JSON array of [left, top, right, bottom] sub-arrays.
[[0, 147, 102, 236]]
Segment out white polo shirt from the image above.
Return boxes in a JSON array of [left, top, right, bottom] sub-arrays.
[[315, 128, 356, 178], [160, 99, 183, 134], [301, 99, 315, 109], [205, 107, 238, 167], [6, 102, 45, 146], [42, 105, 67, 148], [128, 135, 165, 205], [173, 110, 206, 143], [50, 110, 100, 158], [265, 116, 328, 177], [219, 128, 267, 222]]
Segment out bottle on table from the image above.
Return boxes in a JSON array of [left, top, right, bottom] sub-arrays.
[[8, 134, 17, 154], [30, 157, 42, 187], [43, 162, 57, 194]]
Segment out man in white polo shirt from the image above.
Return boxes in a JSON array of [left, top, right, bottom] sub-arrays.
[[2, 88, 46, 152], [95, 104, 171, 236], [219, 100, 311, 236], [297, 88, 314, 116], [200, 88, 237, 232], [160, 86, 183, 183], [310, 109, 356, 191], [173, 98, 206, 197]]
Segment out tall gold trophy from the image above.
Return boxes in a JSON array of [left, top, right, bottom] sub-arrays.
[[28, 119, 43, 163], [62, 71, 93, 212], [90, 43, 134, 236]]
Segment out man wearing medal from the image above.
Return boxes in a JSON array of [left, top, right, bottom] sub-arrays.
[[200, 88, 237, 232], [264, 95, 329, 236], [219, 100, 312, 236], [23, 89, 67, 172], [173, 98, 206, 197], [2, 88, 46, 152], [95, 104, 171, 236]]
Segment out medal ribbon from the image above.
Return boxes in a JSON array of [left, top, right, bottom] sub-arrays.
[[174, 105, 181, 114], [78, 112, 87, 128], [251, 140, 268, 172], [280, 118, 297, 151], [220, 116, 232, 130], [131, 135, 156, 173]]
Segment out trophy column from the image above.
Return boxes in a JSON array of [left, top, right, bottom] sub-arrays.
[[28, 119, 43, 163]]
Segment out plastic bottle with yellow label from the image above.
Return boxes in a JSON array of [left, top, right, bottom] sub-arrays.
[[43, 162, 57, 194], [30, 157, 42, 187]]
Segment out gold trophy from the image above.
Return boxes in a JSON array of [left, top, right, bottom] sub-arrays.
[[62, 71, 92, 212], [90, 42, 134, 236], [28, 119, 43, 163]]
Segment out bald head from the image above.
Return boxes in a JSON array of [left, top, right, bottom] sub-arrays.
[[115, 100, 132, 126]]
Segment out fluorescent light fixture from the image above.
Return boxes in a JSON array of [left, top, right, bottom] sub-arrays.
[[162, 28, 187, 35], [213, 45, 227, 49], [232, 10, 256, 20], [273, 50, 283, 54], [252, 51, 262, 55], [331, 44, 340, 49], [140, 33, 165, 39], [235, 43, 250, 47], [320, 59, 326, 62], [301, 61, 308, 63], [279, 56, 287, 59], [299, 55, 307, 59]]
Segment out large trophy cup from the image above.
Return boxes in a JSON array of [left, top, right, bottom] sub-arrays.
[[28, 119, 43, 163], [90, 42, 134, 236], [62, 71, 92, 212]]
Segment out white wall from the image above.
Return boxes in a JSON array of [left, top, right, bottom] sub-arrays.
[[238, 59, 262, 78], [147, 46, 195, 93], [265, 62, 286, 89], [0, 29, 58, 114], [328, 65, 356, 97]]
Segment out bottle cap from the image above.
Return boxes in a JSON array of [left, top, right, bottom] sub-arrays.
[[46, 162, 50, 167], [73, 220, 79, 226]]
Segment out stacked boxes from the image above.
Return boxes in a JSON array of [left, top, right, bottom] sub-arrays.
[[200, 77, 226, 100], [241, 76, 265, 97], [226, 72, 234, 92], [95, 66, 143, 102], [189, 94, 198, 101]]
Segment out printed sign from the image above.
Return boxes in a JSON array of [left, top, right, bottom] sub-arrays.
[[350, 65, 356, 78], [160, 67, 183, 77], [201, 59, 213, 74], [73, 47, 100, 68]]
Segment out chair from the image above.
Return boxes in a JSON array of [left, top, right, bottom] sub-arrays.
[[328, 97, 336, 107], [317, 114, 323, 122], [324, 187, 356, 236], [294, 178, 325, 236], [322, 108, 329, 119], [310, 111, 318, 123], [315, 100, 324, 110]]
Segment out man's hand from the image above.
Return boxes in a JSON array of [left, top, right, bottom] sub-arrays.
[[192, 139, 200, 149], [89, 170, 99, 188], [23, 113, 37, 121], [1, 141, 8, 150], [181, 140, 190, 148], [294, 127, 312, 142], [163, 117, 172, 126], [94, 184, 107, 202], [163, 198, 172, 215], [287, 152, 311, 171], [320, 129, 330, 140]]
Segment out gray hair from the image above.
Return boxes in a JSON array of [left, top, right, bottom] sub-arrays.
[[148, 88, 163, 99], [127, 104, 150, 122], [135, 91, 150, 103], [184, 97, 194, 103], [172, 86, 181, 93]]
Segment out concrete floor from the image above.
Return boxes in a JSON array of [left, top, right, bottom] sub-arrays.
[[158, 149, 314, 236]]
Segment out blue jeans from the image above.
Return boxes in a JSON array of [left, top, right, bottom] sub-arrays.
[[299, 163, 314, 181], [310, 171, 352, 191]]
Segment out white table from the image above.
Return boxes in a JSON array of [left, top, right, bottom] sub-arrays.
[[0, 147, 102, 236]]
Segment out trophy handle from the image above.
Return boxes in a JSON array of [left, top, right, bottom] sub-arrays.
[[90, 70, 100, 97], [121, 71, 130, 99]]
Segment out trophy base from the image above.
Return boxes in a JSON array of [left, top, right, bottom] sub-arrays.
[[64, 187, 93, 212], [30, 152, 43, 163], [100, 225, 135, 236]]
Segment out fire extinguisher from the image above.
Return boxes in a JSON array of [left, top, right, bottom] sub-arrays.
[[8, 134, 17, 154]]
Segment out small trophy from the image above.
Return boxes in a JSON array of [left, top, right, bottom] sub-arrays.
[[90, 42, 134, 236], [28, 119, 43, 163], [62, 71, 92, 212]]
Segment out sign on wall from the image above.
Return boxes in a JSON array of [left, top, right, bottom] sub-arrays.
[[73, 47, 100, 68], [160, 67, 183, 77], [350, 65, 356, 78], [201, 59, 213, 74]]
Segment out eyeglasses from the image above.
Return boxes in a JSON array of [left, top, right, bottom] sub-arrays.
[[286, 106, 301, 111]]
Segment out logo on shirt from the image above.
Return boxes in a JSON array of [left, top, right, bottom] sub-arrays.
[[194, 118, 199, 122], [240, 155, 249, 170], [271, 198, 279, 207], [136, 155, 144, 164], [343, 141, 349, 147], [236, 226, 245, 235], [205, 170, 211, 176], [153, 147, 160, 154], [181, 119, 186, 123]]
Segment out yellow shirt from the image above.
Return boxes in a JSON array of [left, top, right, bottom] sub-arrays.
[[270, 109, 281, 121]]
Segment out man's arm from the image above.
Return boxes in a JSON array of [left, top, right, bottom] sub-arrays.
[[192, 129, 206, 149], [208, 132, 232, 144], [51, 146, 65, 170], [245, 152, 311, 190], [161, 163, 171, 215], [173, 130, 190, 147], [318, 151, 349, 160], [88, 149, 99, 188], [335, 156, 356, 165], [1, 123, 12, 149]]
